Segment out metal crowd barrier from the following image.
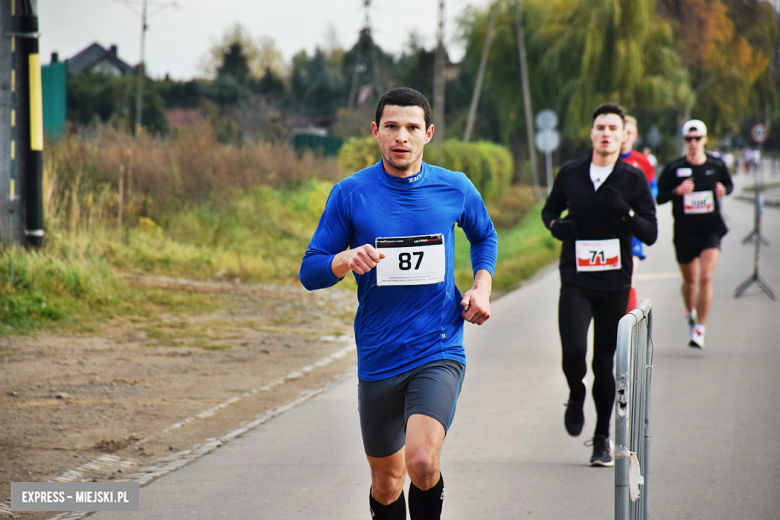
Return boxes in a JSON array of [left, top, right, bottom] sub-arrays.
[[615, 298, 653, 520]]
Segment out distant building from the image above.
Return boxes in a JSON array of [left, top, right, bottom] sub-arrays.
[[65, 43, 135, 76]]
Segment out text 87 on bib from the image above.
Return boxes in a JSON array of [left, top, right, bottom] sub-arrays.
[[375, 234, 446, 286]]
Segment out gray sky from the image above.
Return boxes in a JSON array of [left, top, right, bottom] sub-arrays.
[[39, 0, 491, 80]]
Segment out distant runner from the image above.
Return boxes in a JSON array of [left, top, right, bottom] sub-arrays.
[[656, 119, 733, 349], [620, 116, 658, 311], [300, 88, 497, 519], [642, 146, 658, 170], [542, 103, 657, 466]]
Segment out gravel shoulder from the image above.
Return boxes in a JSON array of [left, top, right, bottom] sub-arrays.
[[0, 276, 358, 519]]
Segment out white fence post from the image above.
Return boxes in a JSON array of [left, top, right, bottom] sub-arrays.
[[615, 298, 653, 520]]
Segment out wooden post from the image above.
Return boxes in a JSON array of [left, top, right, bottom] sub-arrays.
[[463, 1, 498, 143]]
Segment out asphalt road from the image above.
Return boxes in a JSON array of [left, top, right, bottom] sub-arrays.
[[89, 168, 780, 520]]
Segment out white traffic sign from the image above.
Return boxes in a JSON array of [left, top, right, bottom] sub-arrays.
[[751, 123, 769, 144], [535, 128, 560, 153], [535, 110, 558, 131]]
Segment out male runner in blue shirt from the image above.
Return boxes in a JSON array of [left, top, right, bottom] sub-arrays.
[[300, 87, 498, 520]]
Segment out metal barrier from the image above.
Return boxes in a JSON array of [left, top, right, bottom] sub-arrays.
[[615, 298, 653, 520]]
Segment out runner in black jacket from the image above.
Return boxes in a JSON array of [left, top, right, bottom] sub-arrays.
[[541, 103, 657, 466]]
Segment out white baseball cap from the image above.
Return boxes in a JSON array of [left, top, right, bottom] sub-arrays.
[[682, 119, 707, 136]]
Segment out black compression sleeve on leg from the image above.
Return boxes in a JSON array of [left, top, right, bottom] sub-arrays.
[[369, 489, 406, 520], [559, 285, 592, 402], [408, 474, 444, 520], [591, 291, 630, 437]]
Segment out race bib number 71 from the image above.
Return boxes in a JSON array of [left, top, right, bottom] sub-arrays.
[[375, 234, 446, 286], [575, 239, 621, 272]]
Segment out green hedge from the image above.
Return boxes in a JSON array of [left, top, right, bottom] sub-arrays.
[[338, 137, 513, 203]]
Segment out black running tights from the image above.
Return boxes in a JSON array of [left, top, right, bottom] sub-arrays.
[[558, 284, 629, 437]]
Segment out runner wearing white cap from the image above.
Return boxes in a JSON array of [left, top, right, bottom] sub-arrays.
[[656, 119, 733, 348]]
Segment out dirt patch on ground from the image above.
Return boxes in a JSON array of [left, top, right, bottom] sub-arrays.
[[0, 276, 358, 519]]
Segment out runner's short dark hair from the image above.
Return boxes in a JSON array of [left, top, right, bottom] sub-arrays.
[[375, 88, 432, 129], [592, 103, 626, 126]]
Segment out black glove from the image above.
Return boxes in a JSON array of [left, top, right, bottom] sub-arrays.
[[598, 185, 632, 216], [551, 217, 578, 241]]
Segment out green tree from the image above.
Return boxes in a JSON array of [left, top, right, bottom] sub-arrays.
[[256, 66, 286, 99], [288, 48, 346, 117], [305, 48, 344, 116], [395, 32, 435, 101], [659, 0, 777, 135], [457, 2, 535, 146], [199, 24, 287, 80], [535, 0, 689, 141], [158, 76, 204, 109], [204, 40, 254, 108], [66, 72, 119, 125], [342, 29, 393, 107], [67, 72, 168, 134], [217, 42, 251, 85]]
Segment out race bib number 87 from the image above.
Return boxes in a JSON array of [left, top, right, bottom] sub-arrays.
[[375, 234, 446, 286], [575, 239, 621, 272]]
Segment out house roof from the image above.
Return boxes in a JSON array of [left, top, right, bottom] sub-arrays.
[[67, 42, 135, 75]]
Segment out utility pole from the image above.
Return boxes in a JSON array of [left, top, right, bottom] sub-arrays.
[[515, 0, 540, 194], [0, 0, 21, 245], [135, 0, 147, 134], [432, 0, 446, 144], [463, 1, 498, 143], [2, 0, 44, 248], [116, 0, 177, 134], [19, 0, 44, 247]]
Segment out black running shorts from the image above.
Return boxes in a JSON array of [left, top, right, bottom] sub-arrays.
[[674, 232, 722, 265], [357, 359, 465, 458]]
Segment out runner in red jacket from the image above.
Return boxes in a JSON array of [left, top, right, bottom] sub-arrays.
[[620, 115, 658, 312]]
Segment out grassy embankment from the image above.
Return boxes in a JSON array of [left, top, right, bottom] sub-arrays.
[[0, 127, 559, 334]]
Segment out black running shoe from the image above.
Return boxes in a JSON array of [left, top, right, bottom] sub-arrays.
[[564, 399, 584, 436], [586, 435, 614, 467]]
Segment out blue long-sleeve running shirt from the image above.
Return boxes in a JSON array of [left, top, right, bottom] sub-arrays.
[[300, 160, 498, 381]]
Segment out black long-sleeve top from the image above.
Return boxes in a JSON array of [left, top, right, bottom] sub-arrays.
[[656, 155, 733, 242], [542, 156, 658, 292]]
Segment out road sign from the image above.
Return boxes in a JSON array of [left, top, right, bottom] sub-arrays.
[[535, 128, 560, 153], [751, 123, 769, 144], [535, 128, 560, 194], [535, 109, 558, 131]]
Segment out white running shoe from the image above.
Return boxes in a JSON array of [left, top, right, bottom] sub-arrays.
[[685, 309, 697, 336], [689, 325, 705, 349]]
